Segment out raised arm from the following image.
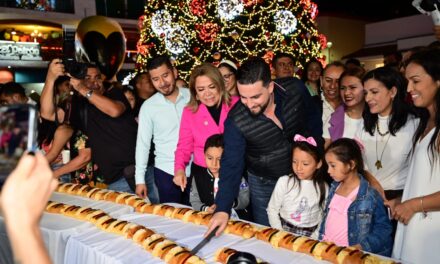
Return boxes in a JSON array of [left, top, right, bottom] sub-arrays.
[[40, 59, 65, 122], [69, 78, 126, 118]]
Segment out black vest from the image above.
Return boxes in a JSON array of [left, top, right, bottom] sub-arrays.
[[229, 85, 305, 179]]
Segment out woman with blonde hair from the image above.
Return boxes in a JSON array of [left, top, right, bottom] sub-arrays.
[[173, 63, 238, 195]]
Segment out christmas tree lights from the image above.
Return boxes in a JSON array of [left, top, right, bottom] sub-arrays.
[[136, 0, 326, 80]]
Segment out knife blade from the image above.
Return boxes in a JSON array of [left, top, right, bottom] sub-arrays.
[[189, 226, 219, 255]]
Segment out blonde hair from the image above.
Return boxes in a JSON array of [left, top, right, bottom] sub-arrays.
[[188, 63, 231, 112]]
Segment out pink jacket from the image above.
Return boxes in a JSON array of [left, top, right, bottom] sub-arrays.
[[174, 96, 239, 172]]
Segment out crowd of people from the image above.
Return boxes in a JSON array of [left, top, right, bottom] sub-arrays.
[[0, 42, 439, 264]]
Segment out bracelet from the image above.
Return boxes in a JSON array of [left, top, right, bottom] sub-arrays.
[[85, 89, 93, 99], [420, 197, 428, 218]]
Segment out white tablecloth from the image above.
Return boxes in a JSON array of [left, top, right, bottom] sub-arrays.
[[0, 192, 135, 264], [64, 212, 327, 264], [0, 195, 397, 264]]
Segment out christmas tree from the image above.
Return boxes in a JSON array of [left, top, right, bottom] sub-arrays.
[[135, 0, 327, 80]]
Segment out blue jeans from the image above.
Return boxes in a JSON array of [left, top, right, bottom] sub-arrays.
[[247, 172, 278, 226], [51, 163, 71, 183], [145, 165, 159, 204], [107, 177, 134, 193]]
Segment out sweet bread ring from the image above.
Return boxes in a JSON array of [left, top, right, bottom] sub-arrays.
[[133, 227, 155, 244], [321, 244, 346, 263], [311, 241, 335, 260], [297, 239, 319, 255], [115, 193, 133, 204], [215, 248, 237, 264], [170, 208, 191, 220], [291, 236, 309, 252], [46, 202, 66, 214], [142, 234, 166, 251]]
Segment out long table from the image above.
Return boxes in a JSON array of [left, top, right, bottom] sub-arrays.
[[0, 192, 335, 264]]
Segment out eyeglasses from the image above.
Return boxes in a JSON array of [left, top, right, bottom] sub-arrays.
[[222, 73, 234, 80]]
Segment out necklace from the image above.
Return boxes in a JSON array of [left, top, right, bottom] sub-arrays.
[[376, 121, 390, 137], [375, 129, 392, 170]]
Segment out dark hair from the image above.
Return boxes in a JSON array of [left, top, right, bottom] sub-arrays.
[[345, 58, 361, 67], [301, 58, 323, 83], [362, 67, 412, 136], [204, 134, 224, 152], [339, 66, 366, 85], [54, 75, 70, 89], [146, 55, 173, 71], [237, 57, 271, 87], [406, 48, 440, 163], [326, 138, 365, 175], [290, 140, 327, 209], [130, 72, 148, 87], [0, 82, 26, 97], [273, 52, 295, 67]]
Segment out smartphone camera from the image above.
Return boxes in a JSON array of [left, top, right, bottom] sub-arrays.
[[62, 58, 88, 79], [0, 104, 38, 189]]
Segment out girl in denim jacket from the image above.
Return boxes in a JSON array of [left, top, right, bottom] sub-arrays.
[[318, 138, 393, 256]]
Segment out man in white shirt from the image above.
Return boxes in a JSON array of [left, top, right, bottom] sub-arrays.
[[135, 55, 190, 204], [321, 61, 345, 130]]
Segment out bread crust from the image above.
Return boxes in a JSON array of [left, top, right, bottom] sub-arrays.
[[215, 248, 237, 264]]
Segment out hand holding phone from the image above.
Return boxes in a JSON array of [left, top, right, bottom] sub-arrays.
[[0, 104, 38, 189]]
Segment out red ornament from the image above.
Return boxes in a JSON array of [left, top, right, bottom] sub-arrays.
[[190, 0, 206, 16], [318, 33, 327, 49], [242, 0, 262, 7], [193, 46, 200, 53], [196, 22, 219, 43], [137, 43, 149, 56]]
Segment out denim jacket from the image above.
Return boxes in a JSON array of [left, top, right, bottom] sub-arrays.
[[318, 175, 393, 256]]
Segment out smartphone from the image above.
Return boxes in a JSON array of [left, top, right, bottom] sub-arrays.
[[0, 104, 38, 189]]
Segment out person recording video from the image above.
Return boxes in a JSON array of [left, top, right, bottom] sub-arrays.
[[40, 59, 138, 192], [1, 152, 57, 264]]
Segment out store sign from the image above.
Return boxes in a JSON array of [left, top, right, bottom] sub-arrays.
[[0, 40, 42, 61]]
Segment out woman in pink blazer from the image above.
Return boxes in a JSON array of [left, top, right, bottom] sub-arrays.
[[173, 63, 239, 192]]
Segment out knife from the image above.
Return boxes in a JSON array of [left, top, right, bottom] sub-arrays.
[[189, 226, 219, 255]]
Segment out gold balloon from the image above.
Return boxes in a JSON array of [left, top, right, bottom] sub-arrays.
[[75, 16, 126, 80]]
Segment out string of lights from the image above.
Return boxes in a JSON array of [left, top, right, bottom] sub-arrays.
[[136, 0, 326, 80]]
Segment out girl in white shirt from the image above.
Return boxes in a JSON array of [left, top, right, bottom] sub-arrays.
[[267, 134, 328, 236]]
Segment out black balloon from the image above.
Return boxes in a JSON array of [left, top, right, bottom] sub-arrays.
[[75, 16, 126, 80]]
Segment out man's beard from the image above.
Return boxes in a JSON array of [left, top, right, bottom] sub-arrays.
[[248, 99, 270, 117]]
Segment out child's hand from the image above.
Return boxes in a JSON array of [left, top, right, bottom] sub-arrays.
[[207, 204, 216, 214], [173, 170, 187, 192]]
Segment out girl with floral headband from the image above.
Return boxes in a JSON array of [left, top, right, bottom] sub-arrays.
[[267, 134, 328, 236]]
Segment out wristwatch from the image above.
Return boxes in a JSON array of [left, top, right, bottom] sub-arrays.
[[85, 89, 93, 99]]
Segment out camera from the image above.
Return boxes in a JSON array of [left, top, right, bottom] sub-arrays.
[[0, 104, 38, 189], [62, 58, 88, 79]]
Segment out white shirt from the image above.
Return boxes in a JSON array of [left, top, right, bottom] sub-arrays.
[[321, 94, 335, 131], [393, 128, 440, 263], [135, 88, 190, 184], [267, 176, 328, 229], [356, 115, 419, 190], [323, 113, 363, 140]]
